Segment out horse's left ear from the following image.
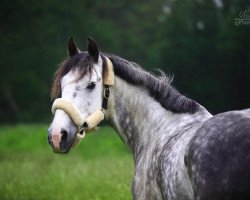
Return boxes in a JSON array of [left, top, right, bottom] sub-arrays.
[[87, 37, 99, 62]]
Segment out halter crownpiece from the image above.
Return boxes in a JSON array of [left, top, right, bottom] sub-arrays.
[[51, 56, 114, 147], [103, 56, 114, 85]]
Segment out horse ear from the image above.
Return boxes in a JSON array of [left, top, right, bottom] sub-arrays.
[[87, 37, 99, 62], [68, 37, 79, 57]]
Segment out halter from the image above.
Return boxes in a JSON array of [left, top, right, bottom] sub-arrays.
[[51, 56, 114, 147]]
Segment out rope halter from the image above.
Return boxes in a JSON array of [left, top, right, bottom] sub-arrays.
[[51, 56, 114, 147]]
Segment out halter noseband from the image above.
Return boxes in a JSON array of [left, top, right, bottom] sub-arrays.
[[51, 56, 114, 147]]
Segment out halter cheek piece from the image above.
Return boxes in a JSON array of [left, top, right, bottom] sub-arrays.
[[51, 56, 114, 147]]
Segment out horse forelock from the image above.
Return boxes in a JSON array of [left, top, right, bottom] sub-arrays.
[[50, 52, 94, 100]]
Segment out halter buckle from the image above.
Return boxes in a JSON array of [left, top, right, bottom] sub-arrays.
[[103, 86, 110, 99], [79, 122, 88, 134]]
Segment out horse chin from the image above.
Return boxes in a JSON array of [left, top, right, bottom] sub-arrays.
[[53, 148, 70, 154], [52, 145, 72, 154], [52, 139, 74, 154]]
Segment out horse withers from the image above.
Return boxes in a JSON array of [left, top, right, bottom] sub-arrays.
[[48, 37, 250, 200]]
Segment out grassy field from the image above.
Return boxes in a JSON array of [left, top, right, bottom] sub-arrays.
[[0, 124, 134, 200]]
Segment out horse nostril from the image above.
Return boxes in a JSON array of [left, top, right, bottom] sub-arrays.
[[48, 130, 52, 146], [49, 140, 54, 147], [61, 129, 68, 143]]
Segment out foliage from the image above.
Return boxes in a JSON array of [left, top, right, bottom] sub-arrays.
[[0, 125, 134, 200], [0, 0, 249, 123]]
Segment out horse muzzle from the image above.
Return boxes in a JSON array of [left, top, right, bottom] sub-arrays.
[[48, 126, 77, 153]]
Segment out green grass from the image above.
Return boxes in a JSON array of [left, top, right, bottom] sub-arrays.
[[0, 124, 134, 200]]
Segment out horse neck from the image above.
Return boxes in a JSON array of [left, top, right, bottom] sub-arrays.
[[107, 76, 211, 158]]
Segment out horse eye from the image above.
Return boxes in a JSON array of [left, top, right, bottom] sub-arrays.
[[86, 82, 96, 90]]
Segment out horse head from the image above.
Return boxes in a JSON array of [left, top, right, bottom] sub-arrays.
[[48, 37, 114, 153]]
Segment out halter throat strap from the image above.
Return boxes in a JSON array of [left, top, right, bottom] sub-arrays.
[[51, 56, 114, 146]]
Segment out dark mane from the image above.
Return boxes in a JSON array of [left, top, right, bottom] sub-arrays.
[[51, 52, 199, 113], [104, 53, 199, 114]]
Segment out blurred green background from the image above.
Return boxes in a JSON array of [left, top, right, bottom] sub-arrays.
[[0, 0, 250, 123], [0, 0, 250, 199], [0, 125, 134, 200]]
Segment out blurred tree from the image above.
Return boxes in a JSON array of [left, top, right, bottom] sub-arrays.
[[159, 0, 250, 114], [216, 0, 250, 112]]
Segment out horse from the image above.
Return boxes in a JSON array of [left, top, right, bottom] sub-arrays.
[[48, 37, 250, 200]]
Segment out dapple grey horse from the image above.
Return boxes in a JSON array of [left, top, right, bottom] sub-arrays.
[[48, 37, 250, 200]]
